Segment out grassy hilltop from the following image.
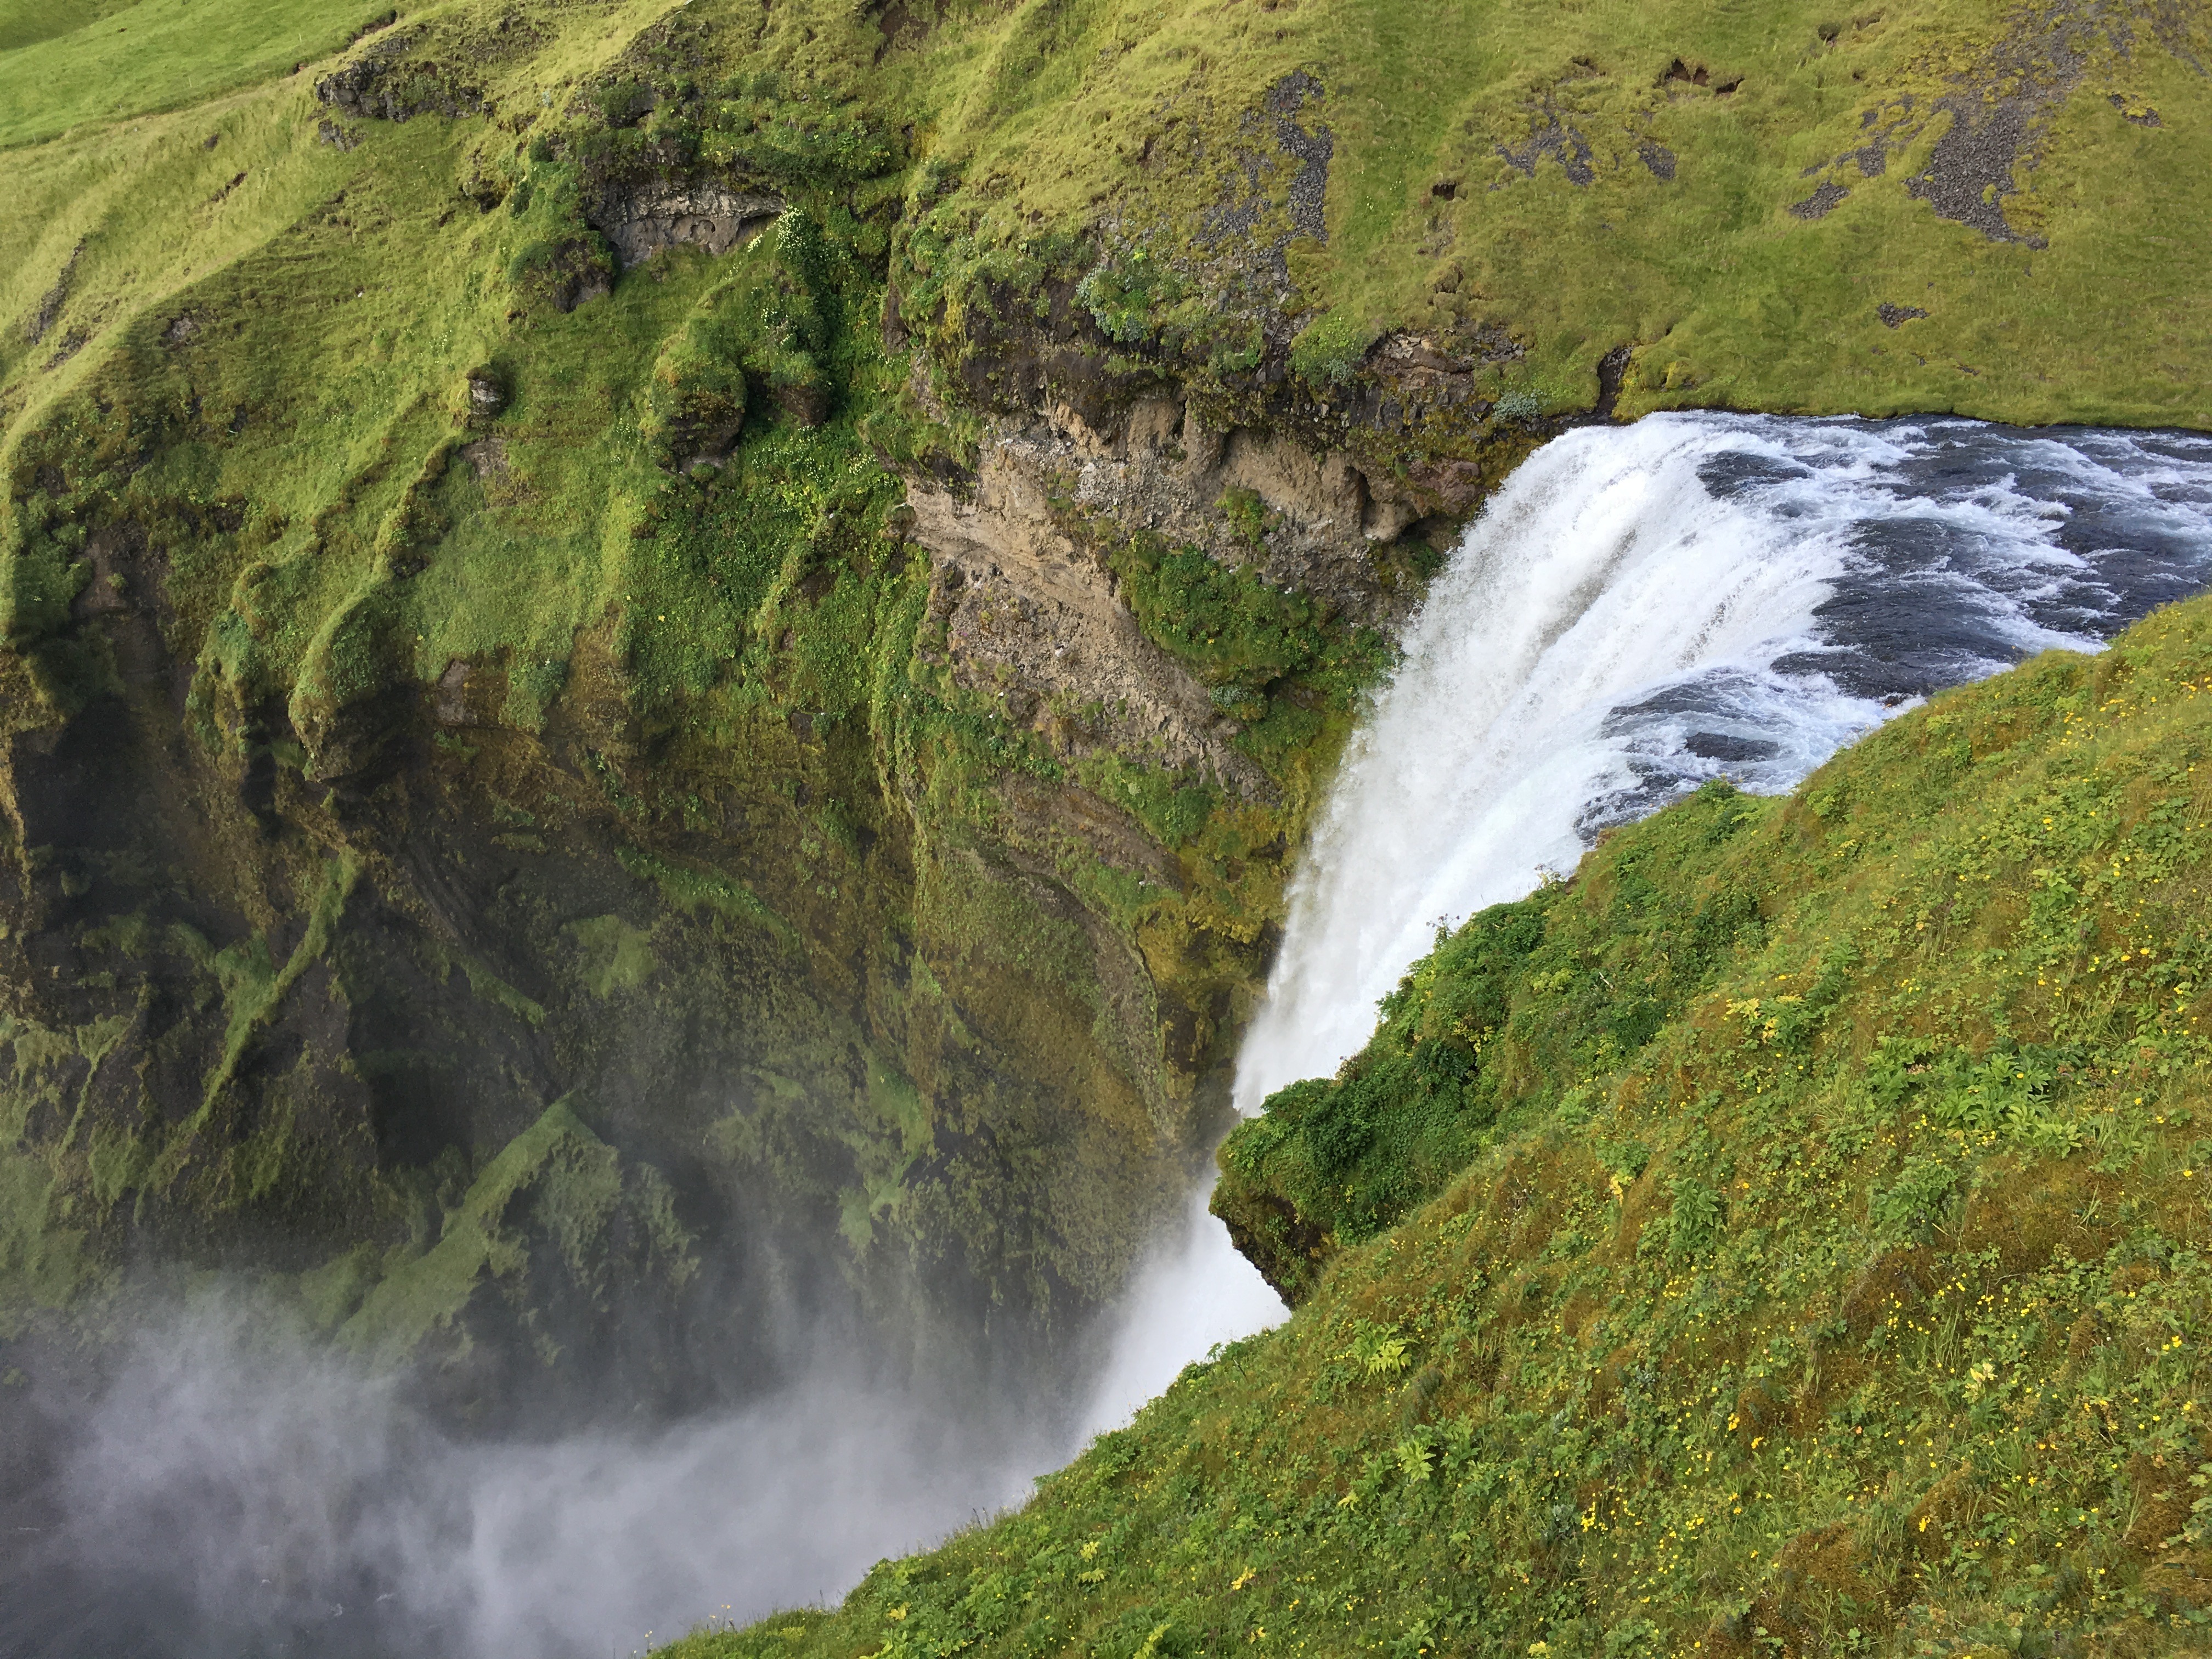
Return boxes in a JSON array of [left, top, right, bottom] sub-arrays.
[[673, 577, 2212, 1659]]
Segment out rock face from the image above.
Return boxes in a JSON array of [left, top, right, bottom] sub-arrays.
[[910, 431, 1271, 795], [314, 32, 486, 123], [926, 398, 1424, 627], [905, 396, 1457, 793], [463, 365, 507, 422], [0, 528, 1191, 1421], [590, 185, 786, 269], [0, 166, 1541, 1423]]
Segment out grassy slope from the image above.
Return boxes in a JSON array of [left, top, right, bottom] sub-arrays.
[[1, 0, 2209, 1636], [0, 0, 386, 144], [674, 600, 2212, 1656], [892, 0, 2212, 427], [7, 0, 2212, 453]]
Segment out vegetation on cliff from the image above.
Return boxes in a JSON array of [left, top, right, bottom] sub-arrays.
[[665, 588, 2212, 1657], [4, 0, 2211, 1561]]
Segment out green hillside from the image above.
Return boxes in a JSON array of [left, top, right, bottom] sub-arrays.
[[670, 592, 2212, 1658], [3, 0, 2212, 1645]]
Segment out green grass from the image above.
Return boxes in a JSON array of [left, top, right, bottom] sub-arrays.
[[2, 0, 2211, 1632], [0, 0, 130, 54], [0, 0, 391, 148], [885, 0, 2212, 425], [665, 594, 2212, 1659]]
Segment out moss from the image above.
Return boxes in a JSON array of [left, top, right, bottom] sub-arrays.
[[1287, 307, 1372, 389], [173, 854, 358, 1137], [438, 943, 549, 1029], [340, 1097, 695, 1365], [0, 1149, 97, 1337], [295, 1241, 382, 1333], [617, 844, 798, 947], [566, 914, 659, 1000], [0, 1011, 136, 1331]]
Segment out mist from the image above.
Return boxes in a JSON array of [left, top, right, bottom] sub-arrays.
[[0, 1291, 1074, 1659], [1074, 1182, 1286, 1437]]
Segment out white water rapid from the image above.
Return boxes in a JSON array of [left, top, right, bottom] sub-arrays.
[[1088, 411, 2212, 1422]]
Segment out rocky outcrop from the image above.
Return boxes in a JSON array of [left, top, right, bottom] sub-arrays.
[[910, 434, 1271, 796], [903, 381, 1521, 796], [314, 32, 487, 123], [589, 184, 786, 269]]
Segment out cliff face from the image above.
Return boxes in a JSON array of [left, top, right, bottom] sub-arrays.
[[3, 0, 2209, 1411]]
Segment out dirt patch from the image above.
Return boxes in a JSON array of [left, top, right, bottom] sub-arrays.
[[22, 240, 82, 347], [1839, 1244, 1937, 1335], [1495, 95, 1595, 185], [1956, 1161, 2123, 1275], [1909, 94, 2046, 243], [1788, 179, 1852, 219], [1266, 71, 1334, 242], [1661, 58, 1741, 92], [1199, 70, 1335, 285], [1792, 1, 2192, 245], [1743, 1520, 1895, 1651], [41, 328, 89, 372], [460, 437, 509, 479]]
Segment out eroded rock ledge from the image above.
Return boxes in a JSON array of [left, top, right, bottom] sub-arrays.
[[590, 184, 787, 269], [905, 390, 1499, 795]]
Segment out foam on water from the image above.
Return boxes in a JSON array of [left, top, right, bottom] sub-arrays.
[[1088, 412, 2212, 1425]]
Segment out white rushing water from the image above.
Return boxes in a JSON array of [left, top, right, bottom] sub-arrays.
[[1088, 410, 2212, 1415]]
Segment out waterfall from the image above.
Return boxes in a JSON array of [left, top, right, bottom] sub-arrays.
[[41, 416, 2208, 1646], [1087, 411, 2212, 1426]]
